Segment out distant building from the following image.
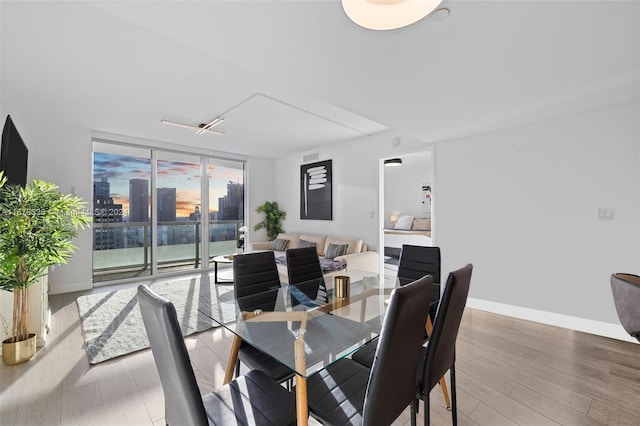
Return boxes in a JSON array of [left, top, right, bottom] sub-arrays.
[[189, 205, 201, 221], [218, 181, 244, 220], [157, 187, 177, 222], [92, 179, 124, 250], [94, 178, 110, 198], [129, 178, 149, 222]]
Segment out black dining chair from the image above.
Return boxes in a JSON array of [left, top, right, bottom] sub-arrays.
[[415, 263, 473, 426], [286, 246, 324, 285], [352, 245, 441, 367], [307, 275, 433, 426], [286, 246, 329, 305], [232, 251, 296, 385], [137, 285, 297, 426], [610, 273, 640, 342]]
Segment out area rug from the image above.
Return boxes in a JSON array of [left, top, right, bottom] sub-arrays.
[[76, 273, 234, 364]]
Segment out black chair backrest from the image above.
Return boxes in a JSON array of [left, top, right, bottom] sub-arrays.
[[397, 245, 441, 286], [233, 251, 281, 310], [286, 246, 323, 284], [362, 275, 433, 425], [610, 273, 640, 341], [420, 264, 473, 393], [137, 285, 208, 426]]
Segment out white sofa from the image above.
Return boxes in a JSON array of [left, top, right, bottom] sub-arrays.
[[249, 232, 379, 285]]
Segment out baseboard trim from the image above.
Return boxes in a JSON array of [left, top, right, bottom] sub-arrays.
[[467, 297, 638, 344]]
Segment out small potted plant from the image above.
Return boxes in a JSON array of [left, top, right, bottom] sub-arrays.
[[0, 172, 89, 365], [253, 201, 286, 241]]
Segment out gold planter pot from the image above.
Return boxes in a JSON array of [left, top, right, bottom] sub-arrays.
[[2, 334, 36, 365]]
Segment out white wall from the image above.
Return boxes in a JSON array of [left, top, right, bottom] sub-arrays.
[[246, 156, 276, 243], [435, 103, 640, 324], [8, 114, 94, 295], [275, 131, 430, 252], [384, 152, 432, 229]]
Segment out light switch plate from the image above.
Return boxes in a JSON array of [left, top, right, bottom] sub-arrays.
[[597, 208, 615, 220]]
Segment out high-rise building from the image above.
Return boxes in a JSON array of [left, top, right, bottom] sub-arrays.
[[218, 181, 244, 220], [94, 178, 110, 198], [157, 187, 176, 222], [92, 178, 124, 250], [129, 178, 149, 222]]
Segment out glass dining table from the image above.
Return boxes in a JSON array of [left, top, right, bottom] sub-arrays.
[[199, 270, 410, 425]]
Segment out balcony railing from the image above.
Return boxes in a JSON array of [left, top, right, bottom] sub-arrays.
[[92, 220, 243, 282]]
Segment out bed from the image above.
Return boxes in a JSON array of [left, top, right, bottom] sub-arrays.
[[383, 216, 432, 249]]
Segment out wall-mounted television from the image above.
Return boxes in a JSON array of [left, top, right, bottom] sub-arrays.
[[1, 115, 29, 187]]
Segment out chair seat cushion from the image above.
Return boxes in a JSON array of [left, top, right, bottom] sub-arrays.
[[351, 340, 377, 368], [238, 342, 295, 383], [307, 358, 370, 426], [203, 369, 296, 426]]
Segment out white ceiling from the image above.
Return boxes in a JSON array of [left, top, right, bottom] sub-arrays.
[[1, 1, 638, 159]]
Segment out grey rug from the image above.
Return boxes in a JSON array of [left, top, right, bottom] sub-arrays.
[[76, 274, 234, 364]]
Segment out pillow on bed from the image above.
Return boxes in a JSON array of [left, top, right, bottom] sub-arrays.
[[412, 218, 431, 230], [394, 215, 414, 229]]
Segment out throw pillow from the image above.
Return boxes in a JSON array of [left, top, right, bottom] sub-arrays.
[[394, 215, 414, 229], [298, 239, 317, 249], [269, 238, 290, 251], [325, 243, 349, 260], [412, 218, 431, 230]]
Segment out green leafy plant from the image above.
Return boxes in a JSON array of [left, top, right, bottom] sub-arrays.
[[253, 201, 286, 241], [0, 172, 90, 343]]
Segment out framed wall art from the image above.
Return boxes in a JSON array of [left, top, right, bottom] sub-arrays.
[[300, 160, 332, 220]]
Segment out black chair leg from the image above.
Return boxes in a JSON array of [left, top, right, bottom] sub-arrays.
[[451, 363, 458, 426], [424, 394, 430, 426], [234, 360, 240, 378]]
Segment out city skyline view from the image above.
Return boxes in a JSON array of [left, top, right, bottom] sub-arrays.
[[93, 152, 244, 219]]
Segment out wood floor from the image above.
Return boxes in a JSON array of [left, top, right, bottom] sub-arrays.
[[1, 288, 639, 426]]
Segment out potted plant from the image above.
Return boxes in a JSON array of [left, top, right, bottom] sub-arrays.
[[253, 201, 286, 241], [0, 172, 89, 365]]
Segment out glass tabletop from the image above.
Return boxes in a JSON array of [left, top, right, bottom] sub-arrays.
[[198, 270, 400, 378]]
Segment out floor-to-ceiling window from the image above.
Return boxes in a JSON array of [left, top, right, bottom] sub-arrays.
[[92, 140, 245, 283]]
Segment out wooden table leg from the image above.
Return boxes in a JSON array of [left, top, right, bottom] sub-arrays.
[[426, 316, 451, 409], [294, 330, 308, 426], [223, 334, 242, 385]]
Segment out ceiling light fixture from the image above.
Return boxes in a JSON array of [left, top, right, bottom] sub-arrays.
[[160, 118, 225, 135], [341, 0, 444, 31], [384, 158, 403, 166]]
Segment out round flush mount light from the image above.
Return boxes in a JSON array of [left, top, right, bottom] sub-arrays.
[[342, 0, 445, 31], [384, 158, 403, 166]]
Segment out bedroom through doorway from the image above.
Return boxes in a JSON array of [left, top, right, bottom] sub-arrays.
[[380, 149, 434, 274]]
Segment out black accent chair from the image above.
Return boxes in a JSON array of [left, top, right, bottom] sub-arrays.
[[137, 285, 296, 426], [415, 264, 473, 426], [307, 275, 433, 426], [352, 245, 442, 368], [233, 251, 295, 385], [610, 273, 640, 342]]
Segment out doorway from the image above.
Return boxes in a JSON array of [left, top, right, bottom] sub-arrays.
[[379, 148, 434, 273]]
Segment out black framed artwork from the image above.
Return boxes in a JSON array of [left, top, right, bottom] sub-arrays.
[[300, 160, 332, 220]]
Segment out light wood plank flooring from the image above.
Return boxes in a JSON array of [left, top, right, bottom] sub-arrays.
[[1, 288, 639, 426]]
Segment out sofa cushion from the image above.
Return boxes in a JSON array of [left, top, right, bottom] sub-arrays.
[[325, 243, 349, 260], [270, 238, 290, 251], [299, 234, 327, 256], [275, 255, 346, 275], [276, 233, 300, 249], [325, 236, 363, 255], [298, 239, 317, 249]]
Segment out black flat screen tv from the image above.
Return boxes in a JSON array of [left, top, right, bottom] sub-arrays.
[[1, 115, 28, 187]]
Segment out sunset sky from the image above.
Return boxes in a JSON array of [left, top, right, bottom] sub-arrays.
[[93, 152, 243, 218]]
